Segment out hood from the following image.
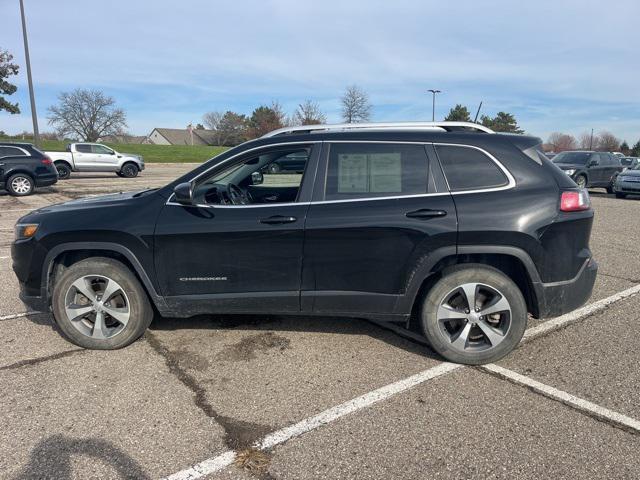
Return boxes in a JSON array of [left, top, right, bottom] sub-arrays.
[[554, 163, 583, 170], [620, 169, 640, 177], [30, 190, 144, 214], [121, 152, 142, 160]]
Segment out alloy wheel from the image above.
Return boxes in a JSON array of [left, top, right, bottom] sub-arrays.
[[437, 282, 512, 353], [11, 176, 32, 194], [64, 275, 131, 339]]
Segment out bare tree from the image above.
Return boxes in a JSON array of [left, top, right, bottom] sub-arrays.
[[597, 131, 620, 152], [0, 49, 20, 114], [578, 131, 598, 150], [293, 100, 327, 125], [47, 89, 127, 141], [202, 111, 223, 130], [547, 132, 577, 152], [341, 85, 372, 123]]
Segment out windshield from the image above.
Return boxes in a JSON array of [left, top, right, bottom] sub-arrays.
[[552, 152, 591, 165]]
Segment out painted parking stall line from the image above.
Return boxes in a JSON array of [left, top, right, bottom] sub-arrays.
[[162, 282, 640, 479], [481, 363, 640, 434], [0, 311, 37, 321], [162, 362, 462, 480]]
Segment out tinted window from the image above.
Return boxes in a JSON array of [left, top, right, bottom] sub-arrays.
[[436, 145, 508, 191], [76, 144, 92, 153], [0, 146, 27, 158], [324, 143, 428, 200], [553, 152, 591, 165]]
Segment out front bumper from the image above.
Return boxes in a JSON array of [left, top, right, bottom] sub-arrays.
[[533, 257, 598, 318], [614, 180, 640, 195], [12, 238, 49, 312]]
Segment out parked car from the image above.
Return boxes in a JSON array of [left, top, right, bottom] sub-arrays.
[[552, 150, 623, 191], [613, 162, 640, 198], [0, 142, 58, 196], [620, 156, 639, 168], [12, 122, 597, 365], [46, 143, 144, 179], [265, 151, 307, 173]]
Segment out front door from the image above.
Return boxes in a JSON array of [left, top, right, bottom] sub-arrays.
[[154, 143, 320, 313], [302, 141, 457, 315]]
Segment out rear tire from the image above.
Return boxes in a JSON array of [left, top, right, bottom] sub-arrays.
[[55, 162, 72, 180], [6, 173, 35, 196], [420, 265, 527, 365], [615, 192, 627, 199], [120, 162, 139, 178], [51, 257, 153, 349]]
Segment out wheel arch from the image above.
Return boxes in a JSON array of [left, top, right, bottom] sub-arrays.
[[401, 246, 542, 321], [43, 242, 165, 313]]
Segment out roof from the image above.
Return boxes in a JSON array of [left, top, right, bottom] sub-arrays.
[[0, 141, 33, 147], [152, 128, 209, 145]]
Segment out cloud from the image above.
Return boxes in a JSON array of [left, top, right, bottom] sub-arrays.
[[1, 0, 638, 140]]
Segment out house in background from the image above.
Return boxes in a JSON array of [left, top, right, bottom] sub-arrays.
[[100, 134, 147, 144], [147, 127, 218, 146]]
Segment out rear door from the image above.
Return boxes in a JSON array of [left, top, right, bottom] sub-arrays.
[[72, 144, 97, 171], [302, 141, 457, 315]]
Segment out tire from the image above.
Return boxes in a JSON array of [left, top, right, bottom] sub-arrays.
[[119, 162, 139, 178], [574, 174, 587, 189], [6, 173, 35, 196], [615, 192, 627, 199], [606, 183, 614, 194], [55, 162, 72, 180], [51, 257, 153, 349], [116, 171, 125, 177], [420, 265, 527, 365]]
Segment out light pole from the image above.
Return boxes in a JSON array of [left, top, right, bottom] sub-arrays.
[[427, 89, 441, 122], [19, 0, 39, 147]]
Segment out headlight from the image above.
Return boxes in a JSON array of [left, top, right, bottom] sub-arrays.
[[15, 223, 39, 240], [565, 169, 576, 176]]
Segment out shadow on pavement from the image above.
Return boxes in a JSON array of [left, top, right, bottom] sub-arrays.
[[14, 434, 150, 480]]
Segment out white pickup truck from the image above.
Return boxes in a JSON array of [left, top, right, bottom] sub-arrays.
[[46, 143, 145, 179]]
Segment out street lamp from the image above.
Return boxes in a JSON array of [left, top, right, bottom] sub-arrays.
[[19, 0, 39, 147], [427, 89, 441, 122]]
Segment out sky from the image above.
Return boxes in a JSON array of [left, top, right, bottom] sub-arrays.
[[1, 0, 639, 143]]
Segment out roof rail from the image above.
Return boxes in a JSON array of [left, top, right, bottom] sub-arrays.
[[262, 121, 495, 138]]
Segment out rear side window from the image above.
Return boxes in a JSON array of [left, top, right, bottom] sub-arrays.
[[324, 143, 429, 200], [436, 145, 508, 191], [0, 146, 27, 158], [76, 144, 92, 153]]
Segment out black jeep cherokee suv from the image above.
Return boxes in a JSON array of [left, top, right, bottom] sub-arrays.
[[12, 122, 597, 365]]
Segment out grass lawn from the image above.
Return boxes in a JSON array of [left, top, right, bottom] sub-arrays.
[[0, 137, 228, 163]]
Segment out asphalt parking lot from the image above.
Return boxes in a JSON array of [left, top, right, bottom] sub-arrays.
[[1, 166, 639, 479]]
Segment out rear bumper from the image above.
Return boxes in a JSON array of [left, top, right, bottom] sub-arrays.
[[533, 257, 597, 318], [35, 173, 58, 187]]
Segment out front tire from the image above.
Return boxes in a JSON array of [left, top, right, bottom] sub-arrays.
[[615, 192, 627, 199], [55, 162, 72, 180], [51, 257, 153, 349], [6, 173, 35, 196], [420, 265, 527, 365], [119, 162, 139, 178]]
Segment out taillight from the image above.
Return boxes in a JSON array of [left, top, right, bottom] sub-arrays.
[[41, 157, 53, 165], [560, 190, 590, 212]]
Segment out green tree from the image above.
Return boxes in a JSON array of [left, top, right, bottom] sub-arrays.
[[444, 104, 471, 122], [620, 140, 630, 154], [480, 112, 524, 134], [0, 49, 20, 114], [631, 140, 640, 157], [247, 103, 286, 138]]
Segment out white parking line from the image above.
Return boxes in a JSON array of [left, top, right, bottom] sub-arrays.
[[162, 362, 462, 480], [481, 363, 640, 433], [0, 312, 38, 321], [162, 282, 640, 479]]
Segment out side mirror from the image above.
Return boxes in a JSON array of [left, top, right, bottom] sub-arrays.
[[173, 182, 194, 205], [251, 171, 264, 185]]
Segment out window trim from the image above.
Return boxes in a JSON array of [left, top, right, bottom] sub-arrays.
[[434, 142, 516, 194], [0, 146, 30, 158]]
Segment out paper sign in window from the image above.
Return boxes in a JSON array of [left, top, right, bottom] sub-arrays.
[[338, 154, 368, 192], [370, 153, 401, 192]]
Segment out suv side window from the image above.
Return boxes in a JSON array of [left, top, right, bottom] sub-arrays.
[[76, 144, 92, 153], [436, 145, 508, 191], [0, 146, 27, 158], [324, 143, 429, 200]]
